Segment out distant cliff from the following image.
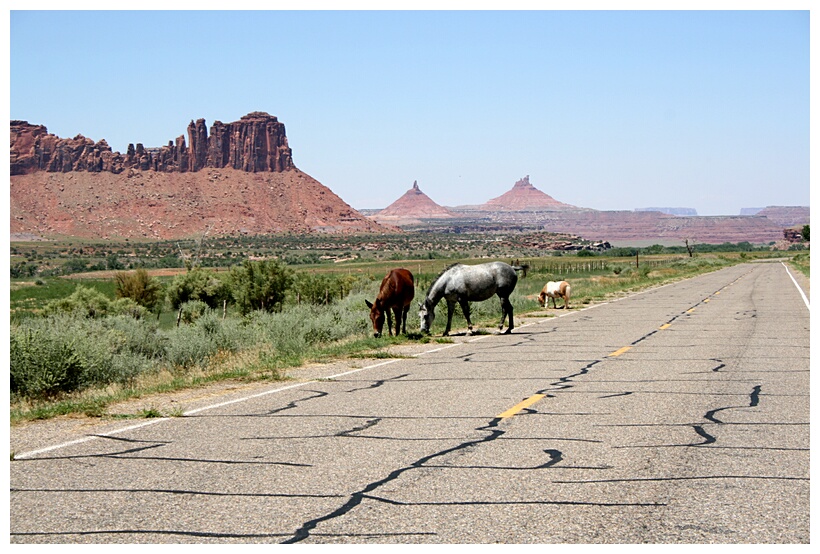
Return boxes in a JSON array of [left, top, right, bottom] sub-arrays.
[[11, 112, 294, 176], [635, 207, 698, 216], [10, 113, 394, 239]]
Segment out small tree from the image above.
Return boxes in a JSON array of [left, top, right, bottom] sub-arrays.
[[802, 224, 810, 242], [166, 268, 231, 311], [230, 259, 293, 315], [115, 269, 162, 312], [684, 239, 696, 257]]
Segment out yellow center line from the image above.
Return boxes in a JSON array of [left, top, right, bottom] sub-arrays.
[[686, 308, 696, 313], [704, 298, 710, 303], [659, 323, 672, 330], [497, 394, 546, 419], [608, 345, 632, 357]]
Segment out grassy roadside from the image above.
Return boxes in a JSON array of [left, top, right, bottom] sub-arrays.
[[8, 253, 761, 425], [788, 251, 810, 278]]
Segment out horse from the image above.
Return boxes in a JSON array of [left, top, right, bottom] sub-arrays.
[[365, 268, 415, 338], [538, 280, 571, 309], [418, 261, 527, 336]]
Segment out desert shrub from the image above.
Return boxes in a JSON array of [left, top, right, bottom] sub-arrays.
[[43, 285, 112, 318], [162, 313, 252, 369], [166, 268, 232, 310], [11, 327, 84, 397], [230, 259, 293, 315], [291, 272, 368, 305], [115, 269, 163, 311], [193, 311, 254, 353], [102, 315, 167, 360], [10, 314, 154, 398], [178, 300, 211, 324], [241, 301, 370, 360], [163, 324, 221, 369], [110, 298, 150, 319]]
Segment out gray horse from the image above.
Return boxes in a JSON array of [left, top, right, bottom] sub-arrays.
[[419, 261, 527, 336]]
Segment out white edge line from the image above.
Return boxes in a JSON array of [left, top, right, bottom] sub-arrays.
[[14, 418, 170, 459], [14, 355, 419, 459], [781, 261, 810, 311]]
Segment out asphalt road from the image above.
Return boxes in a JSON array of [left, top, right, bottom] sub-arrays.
[[9, 261, 810, 544]]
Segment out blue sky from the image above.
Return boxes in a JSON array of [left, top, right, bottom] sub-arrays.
[[9, 7, 811, 215]]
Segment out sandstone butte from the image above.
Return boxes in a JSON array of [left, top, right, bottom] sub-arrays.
[[10, 112, 394, 240], [370, 181, 457, 225], [478, 175, 577, 211]]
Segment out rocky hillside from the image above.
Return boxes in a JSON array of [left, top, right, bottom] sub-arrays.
[[10, 113, 393, 239]]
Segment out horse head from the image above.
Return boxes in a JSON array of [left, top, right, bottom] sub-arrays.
[[418, 300, 435, 334], [365, 299, 385, 338]]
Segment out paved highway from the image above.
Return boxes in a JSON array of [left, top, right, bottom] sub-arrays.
[[10, 261, 810, 543]]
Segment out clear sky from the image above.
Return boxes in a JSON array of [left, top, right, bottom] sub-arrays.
[[8, 4, 812, 216]]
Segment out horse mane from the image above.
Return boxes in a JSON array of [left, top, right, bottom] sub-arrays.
[[425, 263, 462, 299]]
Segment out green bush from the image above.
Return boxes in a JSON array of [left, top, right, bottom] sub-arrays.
[[230, 260, 293, 315], [43, 285, 112, 318], [163, 324, 221, 369], [11, 328, 84, 397], [10, 314, 155, 398], [166, 268, 231, 310], [115, 269, 162, 312], [42, 285, 148, 319], [178, 300, 211, 324]]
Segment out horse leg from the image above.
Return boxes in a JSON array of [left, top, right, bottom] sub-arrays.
[[393, 307, 402, 336], [458, 298, 474, 334], [444, 301, 456, 336], [501, 296, 514, 333], [401, 305, 409, 334], [386, 309, 394, 337]]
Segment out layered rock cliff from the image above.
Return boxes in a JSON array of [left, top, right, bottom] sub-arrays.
[[11, 111, 294, 176]]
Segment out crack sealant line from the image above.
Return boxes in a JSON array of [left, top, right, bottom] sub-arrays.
[[781, 261, 810, 311]]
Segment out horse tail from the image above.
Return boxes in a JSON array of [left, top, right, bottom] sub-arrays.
[[511, 264, 530, 278]]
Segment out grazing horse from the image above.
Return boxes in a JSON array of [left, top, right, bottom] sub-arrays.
[[538, 280, 571, 309], [419, 262, 527, 336], [365, 268, 415, 338]]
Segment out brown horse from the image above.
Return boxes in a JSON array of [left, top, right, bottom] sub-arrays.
[[365, 268, 415, 338]]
